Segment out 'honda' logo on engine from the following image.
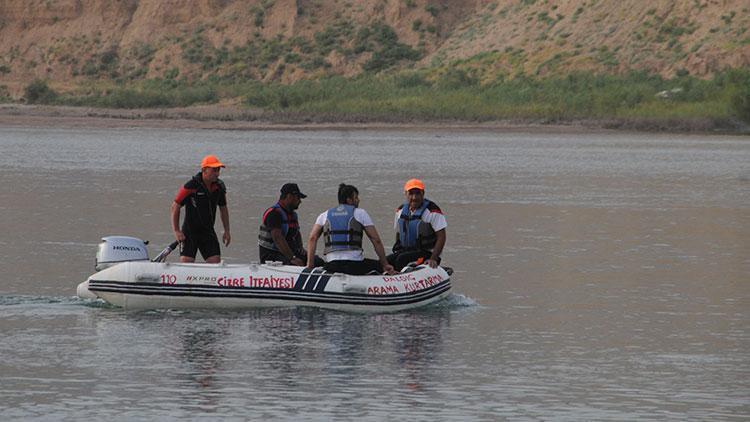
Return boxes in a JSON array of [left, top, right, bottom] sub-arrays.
[[113, 246, 142, 251]]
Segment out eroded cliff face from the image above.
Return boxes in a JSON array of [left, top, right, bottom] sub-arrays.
[[0, 0, 748, 97]]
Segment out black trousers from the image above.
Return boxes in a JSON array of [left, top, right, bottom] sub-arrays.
[[180, 231, 221, 260], [260, 248, 324, 267], [323, 259, 383, 275], [387, 250, 438, 271]]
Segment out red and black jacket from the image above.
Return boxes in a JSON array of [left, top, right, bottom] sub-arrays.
[[174, 172, 227, 236]]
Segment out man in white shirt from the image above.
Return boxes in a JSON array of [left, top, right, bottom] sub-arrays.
[[306, 183, 395, 275], [387, 178, 447, 270]]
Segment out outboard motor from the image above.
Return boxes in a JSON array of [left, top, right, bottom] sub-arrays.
[[95, 236, 150, 271]]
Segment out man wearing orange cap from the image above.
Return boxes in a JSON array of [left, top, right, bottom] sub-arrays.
[[387, 178, 447, 270], [170, 154, 231, 263]]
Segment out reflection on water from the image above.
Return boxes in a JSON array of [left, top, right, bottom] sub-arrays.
[[47, 306, 454, 418], [0, 127, 748, 419], [391, 310, 450, 392], [179, 324, 226, 410]]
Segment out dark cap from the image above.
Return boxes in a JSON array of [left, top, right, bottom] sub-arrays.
[[281, 183, 307, 198]]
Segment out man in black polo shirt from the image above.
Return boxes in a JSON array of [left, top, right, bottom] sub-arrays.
[[171, 154, 231, 263], [258, 183, 322, 266]]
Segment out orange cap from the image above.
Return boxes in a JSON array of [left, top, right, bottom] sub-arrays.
[[200, 154, 225, 169], [404, 178, 425, 192]]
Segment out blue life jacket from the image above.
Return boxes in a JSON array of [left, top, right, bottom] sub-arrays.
[[323, 204, 363, 255], [258, 203, 299, 251], [397, 199, 437, 251]]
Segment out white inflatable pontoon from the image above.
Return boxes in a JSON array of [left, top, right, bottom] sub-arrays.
[[77, 236, 452, 312]]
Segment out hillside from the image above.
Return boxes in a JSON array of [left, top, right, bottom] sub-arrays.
[[0, 0, 748, 99]]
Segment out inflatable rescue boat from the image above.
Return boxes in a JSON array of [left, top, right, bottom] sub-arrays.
[[77, 236, 452, 312]]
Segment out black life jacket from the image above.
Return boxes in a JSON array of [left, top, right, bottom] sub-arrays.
[[258, 203, 299, 251]]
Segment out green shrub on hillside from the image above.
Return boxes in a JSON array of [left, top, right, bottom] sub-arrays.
[[0, 84, 12, 102], [730, 87, 750, 123], [437, 68, 479, 89], [721, 69, 750, 123], [314, 21, 354, 55], [251, 6, 265, 27], [79, 47, 121, 78], [360, 23, 421, 72], [731, 88, 750, 123], [182, 34, 213, 66], [24, 79, 58, 104], [394, 72, 432, 88]]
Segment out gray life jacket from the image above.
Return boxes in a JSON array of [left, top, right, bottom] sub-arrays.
[[323, 204, 363, 255]]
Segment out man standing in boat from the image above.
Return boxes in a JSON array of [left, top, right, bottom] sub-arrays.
[[170, 154, 231, 263], [387, 178, 447, 270], [306, 183, 395, 275], [258, 183, 322, 266]]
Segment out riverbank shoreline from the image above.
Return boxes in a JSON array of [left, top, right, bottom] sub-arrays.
[[1, 103, 747, 134]]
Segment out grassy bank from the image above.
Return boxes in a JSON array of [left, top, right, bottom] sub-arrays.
[[22, 69, 750, 131]]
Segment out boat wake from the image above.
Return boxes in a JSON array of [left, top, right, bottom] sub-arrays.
[[0, 294, 111, 308], [436, 293, 479, 308], [1, 293, 477, 313]]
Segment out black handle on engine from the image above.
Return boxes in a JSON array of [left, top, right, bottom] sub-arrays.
[[152, 241, 180, 262]]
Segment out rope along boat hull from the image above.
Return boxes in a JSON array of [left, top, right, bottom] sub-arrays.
[[78, 261, 451, 312]]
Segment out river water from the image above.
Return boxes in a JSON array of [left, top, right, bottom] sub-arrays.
[[0, 125, 748, 420]]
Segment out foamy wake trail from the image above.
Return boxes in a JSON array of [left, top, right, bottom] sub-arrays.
[[0, 295, 109, 307], [429, 293, 479, 308]]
